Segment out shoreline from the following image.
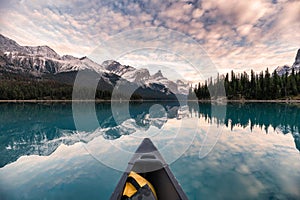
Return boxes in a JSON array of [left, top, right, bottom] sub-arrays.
[[0, 99, 300, 103], [196, 99, 300, 103]]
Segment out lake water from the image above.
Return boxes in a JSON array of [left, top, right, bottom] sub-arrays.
[[0, 102, 299, 200]]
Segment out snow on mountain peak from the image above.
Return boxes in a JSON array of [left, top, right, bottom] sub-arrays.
[[61, 55, 77, 60], [59, 55, 106, 73], [24, 45, 60, 59], [0, 34, 28, 53], [129, 68, 150, 83], [101, 60, 189, 95], [102, 60, 121, 69], [151, 70, 164, 79], [292, 48, 300, 69], [102, 60, 135, 77], [275, 65, 290, 76], [276, 49, 300, 76], [0, 34, 60, 59], [0, 34, 189, 96], [0, 34, 107, 74]]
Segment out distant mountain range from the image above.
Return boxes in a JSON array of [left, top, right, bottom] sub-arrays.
[[0, 34, 189, 99], [275, 49, 300, 76]]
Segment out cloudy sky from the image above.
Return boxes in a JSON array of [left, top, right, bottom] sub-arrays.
[[0, 0, 299, 82]]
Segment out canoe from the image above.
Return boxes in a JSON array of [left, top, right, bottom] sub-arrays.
[[110, 138, 188, 200]]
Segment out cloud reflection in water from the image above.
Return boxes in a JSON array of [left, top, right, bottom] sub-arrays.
[[0, 102, 299, 199]]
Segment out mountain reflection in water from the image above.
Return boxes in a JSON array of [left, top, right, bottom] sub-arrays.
[[0, 102, 299, 168]]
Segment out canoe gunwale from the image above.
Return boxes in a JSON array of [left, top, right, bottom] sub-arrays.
[[109, 138, 188, 200]]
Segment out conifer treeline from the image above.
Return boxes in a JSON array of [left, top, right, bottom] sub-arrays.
[[0, 72, 143, 100], [0, 73, 113, 100], [192, 68, 300, 100]]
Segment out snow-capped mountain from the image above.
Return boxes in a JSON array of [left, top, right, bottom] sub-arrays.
[[0, 34, 28, 53], [102, 60, 150, 83], [0, 34, 60, 59], [102, 60, 189, 95], [0, 34, 188, 97], [0, 34, 106, 75], [275, 49, 300, 76], [275, 65, 290, 76], [1, 52, 107, 75], [59, 56, 106, 74], [24, 45, 60, 59], [147, 70, 189, 95]]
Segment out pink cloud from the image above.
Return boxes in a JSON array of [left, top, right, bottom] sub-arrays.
[[0, 0, 299, 80]]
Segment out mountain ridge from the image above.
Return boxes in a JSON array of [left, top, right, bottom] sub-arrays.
[[0, 34, 188, 99]]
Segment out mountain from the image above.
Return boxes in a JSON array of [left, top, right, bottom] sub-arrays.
[[0, 35, 60, 59], [275, 49, 300, 76], [0, 34, 105, 75], [0, 34, 28, 53], [292, 49, 300, 69], [0, 34, 189, 99], [102, 60, 189, 95], [59, 55, 106, 74]]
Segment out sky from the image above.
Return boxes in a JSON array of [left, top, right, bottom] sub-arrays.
[[0, 0, 299, 82]]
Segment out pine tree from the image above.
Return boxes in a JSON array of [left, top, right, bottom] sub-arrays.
[[264, 68, 271, 99], [250, 70, 256, 99], [272, 70, 280, 99]]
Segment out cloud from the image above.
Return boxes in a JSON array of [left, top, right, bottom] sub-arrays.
[[0, 0, 299, 82]]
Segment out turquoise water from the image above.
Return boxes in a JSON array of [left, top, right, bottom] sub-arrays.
[[0, 102, 299, 199]]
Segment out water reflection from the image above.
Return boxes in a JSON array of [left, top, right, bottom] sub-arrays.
[[188, 102, 300, 151], [0, 102, 181, 167], [0, 102, 299, 168]]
